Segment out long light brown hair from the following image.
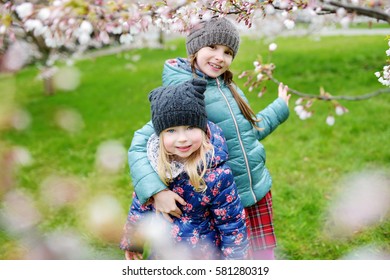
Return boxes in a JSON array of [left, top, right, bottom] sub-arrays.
[[189, 55, 263, 131], [157, 129, 214, 192]]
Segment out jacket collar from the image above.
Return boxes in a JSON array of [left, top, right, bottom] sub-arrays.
[[176, 57, 208, 79]]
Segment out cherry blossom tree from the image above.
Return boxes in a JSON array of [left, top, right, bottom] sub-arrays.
[[0, 0, 155, 94], [1, 0, 389, 122]]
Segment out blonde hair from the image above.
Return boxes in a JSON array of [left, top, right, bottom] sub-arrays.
[[189, 55, 263, 131], [157, 130, 214, 192]]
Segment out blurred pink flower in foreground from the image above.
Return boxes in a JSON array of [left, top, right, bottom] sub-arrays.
[[325, 170, 390, 238]]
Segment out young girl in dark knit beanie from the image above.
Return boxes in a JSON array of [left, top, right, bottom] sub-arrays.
[[128, 17, 290, 260], [121, 79, 248, 260]]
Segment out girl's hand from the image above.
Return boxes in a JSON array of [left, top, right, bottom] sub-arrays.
[[153, 189, 186, 223], [278, 83, 291, 105], [125, 250, 143, 260]]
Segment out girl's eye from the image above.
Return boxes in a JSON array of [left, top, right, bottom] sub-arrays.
[[208, 45, 216, 49], [166, 129, 175, 133], [225, 50, 233, 56], [187, 126, 194, 130]]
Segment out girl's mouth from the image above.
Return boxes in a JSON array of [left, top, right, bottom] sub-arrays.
[[177, 145, 191, 152], [208, 62, 222, 70]]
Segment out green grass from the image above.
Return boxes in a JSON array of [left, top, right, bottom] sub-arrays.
[[348, 22, 390, 29], [1, 35, 390, 259]]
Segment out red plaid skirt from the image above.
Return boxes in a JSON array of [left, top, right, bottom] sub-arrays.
[[245, 190, 276, 251]]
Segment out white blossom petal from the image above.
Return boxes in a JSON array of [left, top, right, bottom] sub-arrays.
[[16, 3, 34, 19], [269, 43, 277, 52], [326, 115, 335, 126]]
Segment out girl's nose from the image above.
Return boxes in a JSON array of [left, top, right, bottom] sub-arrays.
[[177, 131, 188, 142], [214, 49, 224, 61]]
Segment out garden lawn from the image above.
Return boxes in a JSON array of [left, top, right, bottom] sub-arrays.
[[1, 34, 389, 259]]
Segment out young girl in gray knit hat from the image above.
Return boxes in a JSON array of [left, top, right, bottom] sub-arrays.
[[121, 79, 248, 260], [127, 17, 290, 260]]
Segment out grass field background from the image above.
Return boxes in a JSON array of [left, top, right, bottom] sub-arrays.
[[1, 34, 389, 259]]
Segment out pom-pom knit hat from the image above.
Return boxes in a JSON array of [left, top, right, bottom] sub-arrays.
[[186, 17, 240, 58], [149, 79, 208, 136]]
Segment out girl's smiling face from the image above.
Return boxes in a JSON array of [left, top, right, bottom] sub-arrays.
[[162, 125, 203, 160], [195, 44, 233, 78]]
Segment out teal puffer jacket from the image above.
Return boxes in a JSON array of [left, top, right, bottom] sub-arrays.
[[129, 58, 289, 207]]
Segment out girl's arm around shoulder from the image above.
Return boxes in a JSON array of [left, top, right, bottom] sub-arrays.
[[208, 164, 249, 260], [129, 121, 167, 204]]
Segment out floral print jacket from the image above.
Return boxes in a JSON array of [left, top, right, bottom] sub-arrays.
[[120, 121, 248, 260]]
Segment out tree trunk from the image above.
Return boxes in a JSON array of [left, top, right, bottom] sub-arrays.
[[43, 76, 55, 96], [158, 29, 164, 45]]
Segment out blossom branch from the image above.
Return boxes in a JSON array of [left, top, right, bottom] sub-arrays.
[[269, 76, 390, 101], [320, 0, 390, 23]]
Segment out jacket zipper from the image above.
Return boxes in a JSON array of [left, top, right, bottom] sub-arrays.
[[215, 79, 257, 203]]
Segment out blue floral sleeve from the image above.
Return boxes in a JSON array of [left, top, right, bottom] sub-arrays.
[[120, 192, 154, 251]]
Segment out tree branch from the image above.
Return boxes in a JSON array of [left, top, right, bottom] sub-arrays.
[[269, 76, 390, 101], [321, 0, 390, 23]]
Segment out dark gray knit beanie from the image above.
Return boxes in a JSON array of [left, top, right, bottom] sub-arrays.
[[186, 17, 240, 58], [149, 79, 208, 135]]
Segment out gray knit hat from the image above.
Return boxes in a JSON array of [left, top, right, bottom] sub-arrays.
[[149, 79, 208, 136], [186, 17, 240, 58]]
